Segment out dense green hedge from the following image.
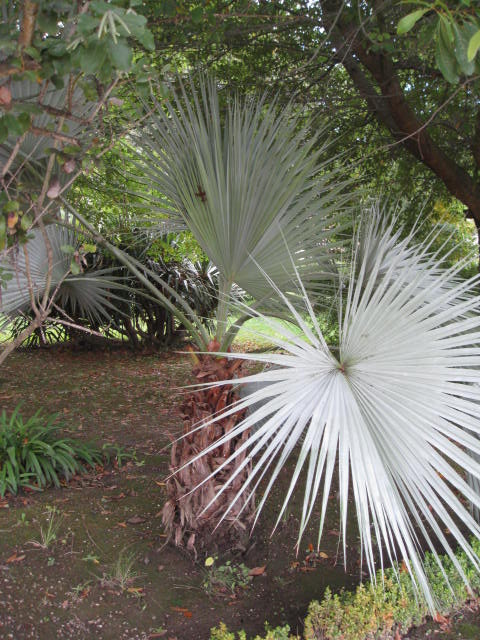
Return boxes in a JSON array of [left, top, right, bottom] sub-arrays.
[[210, 539, 480, 640]]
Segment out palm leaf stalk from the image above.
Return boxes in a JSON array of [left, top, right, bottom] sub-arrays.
[[128, 76, 350, 549], [175, 211, 480, 607]]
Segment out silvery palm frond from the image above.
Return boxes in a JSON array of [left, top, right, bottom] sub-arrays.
[[180, 212, 480, 607], [131, 76, 349, 301], [0, 223, 125, 326], [355, 202, 470, 311]]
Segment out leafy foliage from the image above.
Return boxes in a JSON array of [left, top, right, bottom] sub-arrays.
[[304, 537, 480, 640], [397, 1, 480, 83], [210, 622, 296, 640], [0, 405, 103, 497], [211, 538, 480, 640], [99, 239, 220, 347]]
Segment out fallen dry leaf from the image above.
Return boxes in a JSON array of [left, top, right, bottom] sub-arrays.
[[116, 522, 127, 528], [433, 612, 449, 625], [106, 492, 126, 501], [127, 515, 147, 525], [248, 565, 266, 577], [319, 552, 328, 559], [127, 587, 144, 595], [6, 553, 26, 564]]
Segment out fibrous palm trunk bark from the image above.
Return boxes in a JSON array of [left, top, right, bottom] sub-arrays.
[[162, 349, 255, 554]]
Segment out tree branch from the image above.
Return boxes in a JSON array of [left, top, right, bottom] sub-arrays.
[[322, 0, 480, 221], [18, 0, 38, 48]]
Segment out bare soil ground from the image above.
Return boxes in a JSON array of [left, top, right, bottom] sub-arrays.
[[1, 345, 480, 639]]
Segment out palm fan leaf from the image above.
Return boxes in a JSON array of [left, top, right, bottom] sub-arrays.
[[178, 212, 480, 607], [0, 223, 126, 326], [0, 79, 96, 194], [131, 76, 349, 301]]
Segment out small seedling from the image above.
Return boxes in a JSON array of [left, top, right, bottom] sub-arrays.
[[203, 557, 251, 596], [28, 506, 63, 549], [17, 512, 29, 527], [68, 580, 92, 603], [82, 553, 100, 564], [101, 547, 140, 591]]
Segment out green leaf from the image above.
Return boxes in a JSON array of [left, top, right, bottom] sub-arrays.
[[70, 261, 81, 275], [23, 45, 40, 61], [397, 9, 429, 35], [1, 114, 23, 137], [62, 144, 82, 156], [107, 40, 133, 71], [122, 11, 147, 35], [190, 6, 204, 24], [20, 214, 33, 231], [77, 13, 100, 36], [60, 244, 75, 255], [453, 23, 476, 75], [81, 243, 97, 254], [17, 112, 31, 133], [78, 40, 107, 74], [436, 22, 460, 83], [137, 29, 155, 51], [51, 75, 65, 90], [467, 29, 480, 61], [3, 201, 20, 213], [0, 121, 7, 144]]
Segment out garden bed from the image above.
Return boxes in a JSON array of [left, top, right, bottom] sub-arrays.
[[1, 346, 480, 639]]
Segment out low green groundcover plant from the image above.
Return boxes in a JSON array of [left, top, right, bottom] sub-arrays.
[[0, 405, 104, 497], [210, 539, 480, 640]]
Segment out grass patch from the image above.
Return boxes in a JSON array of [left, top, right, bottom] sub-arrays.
[[232, 314, 338, 349]]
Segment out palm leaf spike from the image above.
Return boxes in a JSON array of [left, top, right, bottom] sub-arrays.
[[173, 211, 480, 607], [354, 202, 473, 312], [132, 74, 350, 339]]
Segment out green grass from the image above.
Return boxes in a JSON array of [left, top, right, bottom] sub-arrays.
[[232, 314, 338, 349]]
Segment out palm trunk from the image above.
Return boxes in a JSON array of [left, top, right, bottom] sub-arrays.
[[162, 350, 255, 554]]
